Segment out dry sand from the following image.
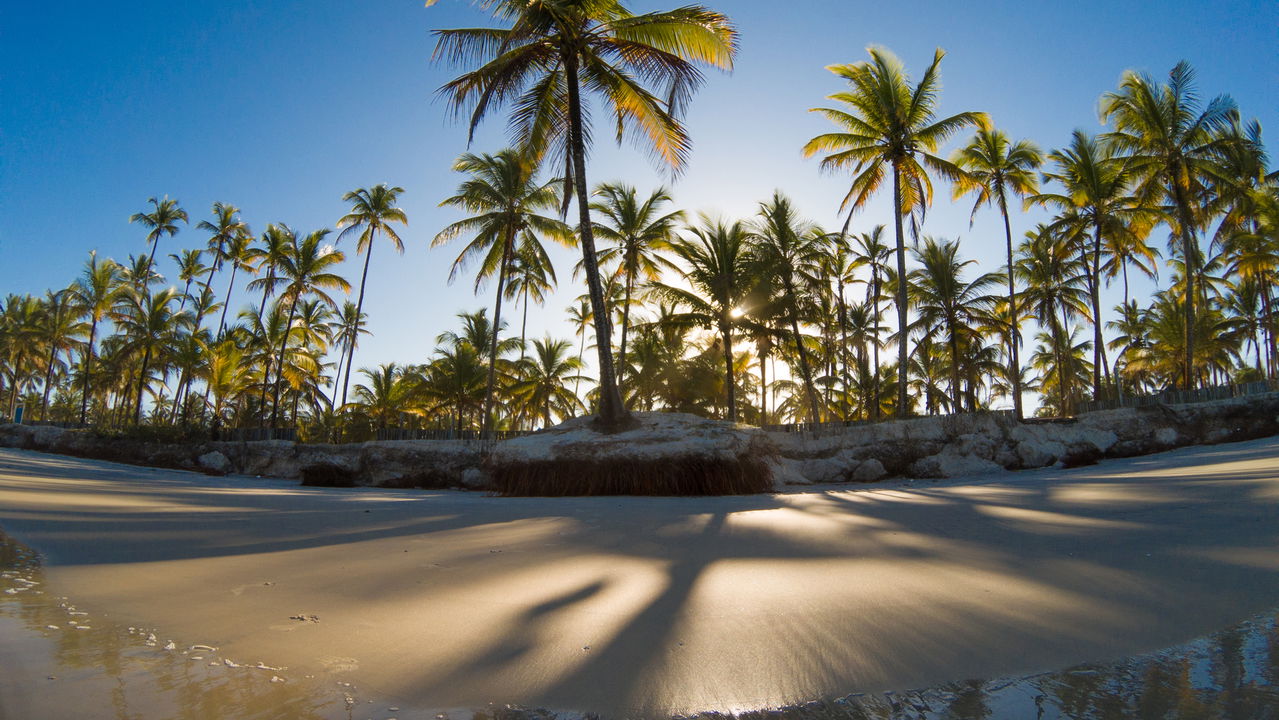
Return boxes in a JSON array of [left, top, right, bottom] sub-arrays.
[[1, 437, 1278, 718]]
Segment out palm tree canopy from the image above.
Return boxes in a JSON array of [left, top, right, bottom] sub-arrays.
[[432, 0, 737, 173], [336, 184, 409, 255]]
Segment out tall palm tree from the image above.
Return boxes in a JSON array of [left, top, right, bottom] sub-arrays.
[[247, 224, 295, 337], [129, 196, 188, 283], [72, 252, 122, 424], [267, 230, 349, 430], [196, 202, 248, 328], [335, 184, 409, 410], [908, 237, 1001, 412], [433, 0, 737, 428], [852, 225, 891, 419], [434, 150, 570, 432], [951, 128, 1042, 418], [652, 217, 753, 421], [803, 47, 987, 416], [751, 192, 823, 423], [330, 301, 370, 407], [215, 229, 256, 338], [1032, 130, 1149, 399], [1016, 224, 1090, 414], [589, 183, 682, 384], [1099, 61, 1237, 389]]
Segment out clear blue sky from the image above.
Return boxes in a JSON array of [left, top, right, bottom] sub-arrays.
[[2, 0, 1276, 400]]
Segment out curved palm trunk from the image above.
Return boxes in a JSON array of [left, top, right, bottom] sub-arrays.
[[574, 328, 586, 401], [758, 343, 768, 424], [891, 164, 910, 417], [520, 284, 530, 361], [144, 239, 160, 285], [200, 241, 226, 331], [482, 229, 515, 435], [720, 320, 736, 422], [340, 244, 375, 411], [565, 54, 627, 429], [998, 195, 1023, 420]]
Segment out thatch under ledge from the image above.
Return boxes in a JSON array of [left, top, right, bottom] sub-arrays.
[[485, 412, 776, 497]]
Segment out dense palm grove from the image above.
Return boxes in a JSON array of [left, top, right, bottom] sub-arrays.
[[2, 1, 1275, 439]]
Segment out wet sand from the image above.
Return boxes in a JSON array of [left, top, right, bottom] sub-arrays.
[[1, 437, 1278, 718]]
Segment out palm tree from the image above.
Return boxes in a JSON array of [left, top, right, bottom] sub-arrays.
[[196, 202, 248, 327], [434, 150, 570, 433], [1100, 61, 1237, 389], [334, 184, 409, 410], [506, 237, 558, 359], [652, 216, 753, 421], [589, 183, 682, 384], [267, 230, 349, 430], [1032, 130, 1149, 399], [36, 288, 87, 420], [951, 128, 1042, 418], [247, 224, 295, 337], [852, 225, 891, 419], [751, 192, 823, 423], [511, 337, 587, 428], [803, 47, 987, 416], [204, 339, 250, 424], [215, 229, 255, 338], [433, 0, 737, 428], [129, 196, 188, 283], [350, 363, 420, 429], [72, 252, 122, 424], [330, 301, 370, 407], [169, 249, 209, 311], [566, 298, 593, 398], [113, 287, 188, 423], [1016, 224, 1090, 414], [908, 237, 1001, 412]]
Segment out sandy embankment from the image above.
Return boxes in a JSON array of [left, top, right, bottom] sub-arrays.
[[0, 439, 1278, 717]]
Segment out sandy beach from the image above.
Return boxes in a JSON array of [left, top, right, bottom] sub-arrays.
[[1, 438, 1278, 718]]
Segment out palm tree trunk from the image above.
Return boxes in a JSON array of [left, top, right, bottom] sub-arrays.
[[482, 229, 515, 435], [720, 321, 736, 422], [1172, 184, 1197, 391], [40, 344, 58, 421], [340, 244, 375, 411], [948, 329, 962, 414], [837, 280, 851, 419], [144, 239, 160, 285], [891, 164, 910, 417], [270, 296, 298, 432], [783, 275, 821, 424], [134, 347, 152, 424], [999, 197, 1023, 420], [200, 241, 226, 331], [565, 53, 627, 428], [618, 273, 633, 388], [871, 269, 881, 421], [758, 343, 768, 424], [80, 318, 98, 425], [520, 284, 530, 361], [216, 263, 240, 339]]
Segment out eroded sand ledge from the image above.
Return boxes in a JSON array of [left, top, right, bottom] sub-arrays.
[[2, 393, 1278, 492], [1, 437, 1278, 717]]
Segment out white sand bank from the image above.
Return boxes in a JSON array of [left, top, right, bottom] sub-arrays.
[[1, 438, 1278, 717]]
